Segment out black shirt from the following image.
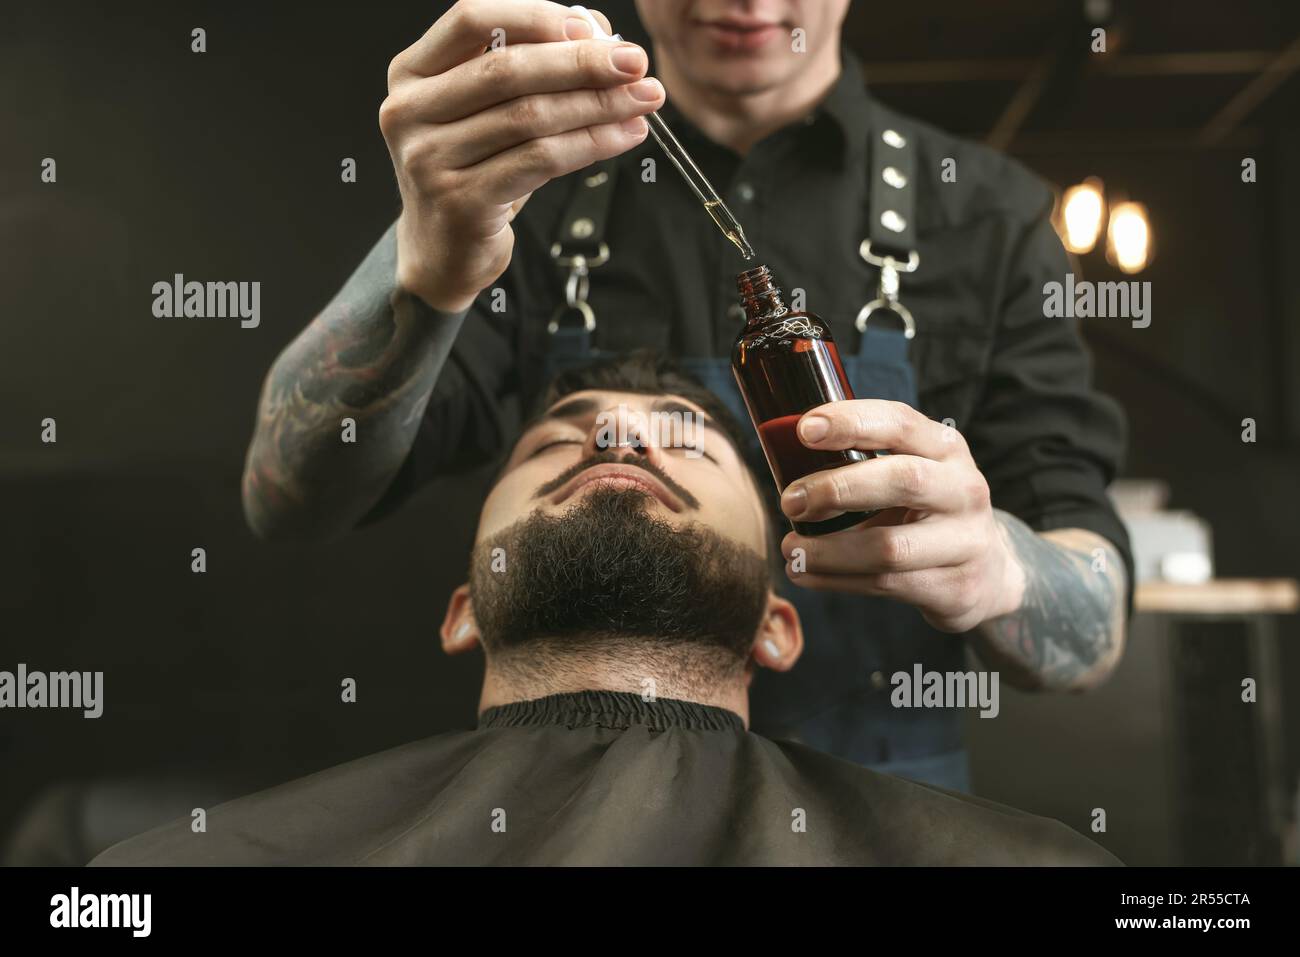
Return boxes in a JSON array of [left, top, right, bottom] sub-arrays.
[[373, 45, 1134, 599], [90, 690, 1119, 866]]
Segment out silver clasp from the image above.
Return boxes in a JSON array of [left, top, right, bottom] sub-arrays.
[[855, 240, 919, 338], [548, 241, 608, 334]]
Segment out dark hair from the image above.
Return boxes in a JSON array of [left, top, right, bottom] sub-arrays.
[[517, 350, 785, 574]]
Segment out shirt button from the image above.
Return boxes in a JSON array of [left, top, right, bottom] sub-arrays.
[[870, 670, 887, 691], [736, 182, 756, 203]]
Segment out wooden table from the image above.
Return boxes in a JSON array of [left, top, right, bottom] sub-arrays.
[[1136, 579, 1300, 615]]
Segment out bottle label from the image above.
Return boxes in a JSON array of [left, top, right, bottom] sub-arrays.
[[771, 317, 824, 338], [745, 316, 824, 351]]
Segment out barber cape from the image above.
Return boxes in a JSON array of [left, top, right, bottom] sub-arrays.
[[91, 691, 1118, 866]]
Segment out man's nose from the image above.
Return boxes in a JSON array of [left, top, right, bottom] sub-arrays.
[[584, 405, 667, 469]]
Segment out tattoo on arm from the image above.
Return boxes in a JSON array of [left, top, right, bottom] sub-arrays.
[[973, 511, 1127, 691], [241, 228, 466, 540]]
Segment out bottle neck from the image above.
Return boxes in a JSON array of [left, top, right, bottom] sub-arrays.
[[736, 265, 787, 323]]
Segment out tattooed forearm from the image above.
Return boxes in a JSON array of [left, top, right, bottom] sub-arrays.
[[971, 511, 1127, 692], [241, 224, 468, 541]]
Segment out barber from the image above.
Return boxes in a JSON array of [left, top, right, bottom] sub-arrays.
[[242, 0, 1133, 790]]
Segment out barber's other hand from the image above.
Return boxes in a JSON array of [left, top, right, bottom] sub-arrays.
[[778, 400, 1024, 634], [380, 0, 664, 312]]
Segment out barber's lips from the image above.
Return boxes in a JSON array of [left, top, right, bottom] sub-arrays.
[[553, 463, 684, 512], [697, 18, 783, 52]]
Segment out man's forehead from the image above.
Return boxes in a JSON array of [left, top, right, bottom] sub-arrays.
[[539, 389, 716, 425]]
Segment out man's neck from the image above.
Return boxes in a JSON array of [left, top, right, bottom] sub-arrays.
[[654, 46, 844, 156], [478, 644, 751, 726]]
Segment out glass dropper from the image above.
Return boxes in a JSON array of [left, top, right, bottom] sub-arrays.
[[568, 5, 756, 260], [644, 112, 756, 260]]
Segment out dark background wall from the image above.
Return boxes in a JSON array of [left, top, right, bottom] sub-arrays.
[[2, 0, 1298, 864]]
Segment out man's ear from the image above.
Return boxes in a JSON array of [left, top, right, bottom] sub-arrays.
[[439, 584, 481, 656], [749, 591, 803, 673]]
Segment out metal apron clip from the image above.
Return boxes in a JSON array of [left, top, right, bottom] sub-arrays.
[[548, 162, 619, 335], [548, 240, 607, 334], [855, 123, 921, 340], [855, 241, 919, 339]]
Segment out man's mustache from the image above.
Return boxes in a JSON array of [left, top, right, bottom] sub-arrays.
[[534, 449, 701, 510]]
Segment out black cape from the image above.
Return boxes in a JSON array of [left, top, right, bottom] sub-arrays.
[[91, 691, 1118, 866]]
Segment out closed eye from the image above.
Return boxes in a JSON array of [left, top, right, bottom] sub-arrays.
[[530, 439, 582, 457], [664, 446, 719, 464], [529, 438, 719, 464]]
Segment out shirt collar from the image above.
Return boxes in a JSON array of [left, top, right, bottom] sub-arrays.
[[818, 44, 872, 160], [479, 690, 744, 732]]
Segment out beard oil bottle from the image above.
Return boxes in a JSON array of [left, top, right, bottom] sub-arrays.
[[731, 266, 877, 536]]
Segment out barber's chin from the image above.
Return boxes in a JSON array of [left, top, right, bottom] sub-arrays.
[[693, 65, 784, 98]]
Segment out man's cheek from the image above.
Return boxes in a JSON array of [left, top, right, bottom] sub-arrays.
[[704, 496, 763, 544], [477, 478, 535, 536]]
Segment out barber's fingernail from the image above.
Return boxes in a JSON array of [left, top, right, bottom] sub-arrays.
[[629, 77, 662, 101], [799, 415, 829, 442], [455, 621, 472, 642], [610, 44, 647, 76], [763, 639, 782, 661], [620, 116, 646, 136], [564, 16, 593, 39], [782, 485, 807, 517]]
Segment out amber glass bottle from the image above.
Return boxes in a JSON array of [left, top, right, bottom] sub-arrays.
[[731, 266, 877, 536]]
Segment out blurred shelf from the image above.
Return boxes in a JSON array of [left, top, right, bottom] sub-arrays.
[[1135, 579, 1300, 615]]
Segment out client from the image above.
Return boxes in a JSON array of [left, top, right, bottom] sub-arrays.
[[93, 353, 1117, 866]]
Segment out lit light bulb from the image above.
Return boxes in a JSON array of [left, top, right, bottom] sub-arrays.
[[1106, 201, 1152, 274], [1058, 178, 1106, 254]]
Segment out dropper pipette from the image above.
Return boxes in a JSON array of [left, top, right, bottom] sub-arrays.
[[644, 112, 755, 260], [568, 5, 756, 260]]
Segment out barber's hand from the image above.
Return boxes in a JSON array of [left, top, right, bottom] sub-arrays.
[[380, 0, 663, 312], [779, 400, 1024, 634]]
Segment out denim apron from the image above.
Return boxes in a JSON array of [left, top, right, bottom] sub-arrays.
[[533, 115, 970, 791]]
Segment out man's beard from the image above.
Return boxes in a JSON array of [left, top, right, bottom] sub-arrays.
[[469, 485, 770, 663]]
